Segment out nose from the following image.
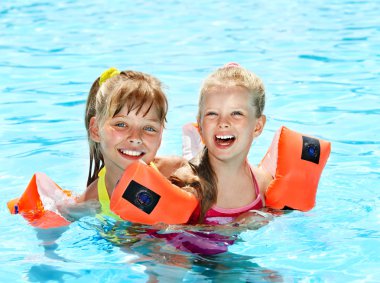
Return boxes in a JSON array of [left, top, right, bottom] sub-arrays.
[[129, 138, 142, 145], [218, 116, 230, 129], [128, 129, 142, 145]]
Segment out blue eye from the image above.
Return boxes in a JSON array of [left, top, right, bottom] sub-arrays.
[[115, 122, 127, 128], [144, 126, 157, 132]]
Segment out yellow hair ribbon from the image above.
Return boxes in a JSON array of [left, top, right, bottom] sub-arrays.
[[99, 67, 121, 86]]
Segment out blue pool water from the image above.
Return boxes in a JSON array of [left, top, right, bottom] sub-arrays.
[[1, 0, 380, 282]]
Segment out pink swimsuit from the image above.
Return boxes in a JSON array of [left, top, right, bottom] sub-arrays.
[[203, 167, 263, 225]]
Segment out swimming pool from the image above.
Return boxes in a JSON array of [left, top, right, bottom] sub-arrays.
[[1, 0, 379, 282]]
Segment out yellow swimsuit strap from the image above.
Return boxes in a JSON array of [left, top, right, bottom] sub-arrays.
[[97, 162, 158, 220], [97, 167, 121, 220], [149, 161, 159, 171]]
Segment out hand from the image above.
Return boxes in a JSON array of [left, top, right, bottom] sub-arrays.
[[56, 200, 101, 221], [232, 210, 273, 230]]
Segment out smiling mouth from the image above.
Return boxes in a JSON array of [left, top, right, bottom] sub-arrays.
[[118, 149, 145, 158], [215, 135, 236, 146]]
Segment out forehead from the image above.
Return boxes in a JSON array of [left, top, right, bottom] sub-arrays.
[[116, 101, 161, 121], [203, 85, 251, 106]]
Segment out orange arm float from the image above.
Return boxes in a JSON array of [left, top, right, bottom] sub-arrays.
[[110, 161, 199, 225], [261, 126, 331, 211], [7, 173, 74, 229], [8, 162, 198, 227]]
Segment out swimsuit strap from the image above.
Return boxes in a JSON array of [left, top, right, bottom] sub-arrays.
[[250, 166, 260, 196], [149, 161, 159, 171], [249, 164, 264, 206], [98, 167, 108, 204], [97, 167, 121, 220]]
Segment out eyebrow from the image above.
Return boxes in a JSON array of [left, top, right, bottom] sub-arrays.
[[112, 114, 161, 123], [204, 106, 248, 111]]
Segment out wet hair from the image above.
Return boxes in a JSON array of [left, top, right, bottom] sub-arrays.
[[192, 64, 266, 222], [85, 70, 168, 186]]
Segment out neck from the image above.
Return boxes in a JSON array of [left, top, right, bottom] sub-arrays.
[[104, 167, 124, 197], [208, 152, 248, 175], [209, 155, 254, 207]]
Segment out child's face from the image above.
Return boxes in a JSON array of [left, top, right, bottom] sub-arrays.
[[199, 86, 264, 162], [91, 102, 163, 177]]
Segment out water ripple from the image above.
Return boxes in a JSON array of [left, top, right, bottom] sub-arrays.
[[1, 0, 380, 281], [55, 100, 85, 107], [299, 54, 364, 63]]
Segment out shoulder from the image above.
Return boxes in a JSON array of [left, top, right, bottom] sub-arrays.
[[251, 165, 273, 196], [153, 155, 187, 178], [77, 179, 99, 202]]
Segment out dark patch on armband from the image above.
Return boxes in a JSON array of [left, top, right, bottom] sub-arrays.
[[301, 136, 320, 164], [122, 180, 161, 214]]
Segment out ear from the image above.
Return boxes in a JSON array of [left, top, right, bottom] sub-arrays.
[[253, 115, 266, 138], [89, 117, 101, 142]]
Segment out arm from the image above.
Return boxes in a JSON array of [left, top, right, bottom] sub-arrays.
[[76, 180, 99, 202], [153, 155, 187, 178], [56, 180, 100, 221]]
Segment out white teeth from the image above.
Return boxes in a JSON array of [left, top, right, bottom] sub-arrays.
[[120, 149, 143, 156], [216, 135, 235, 140]]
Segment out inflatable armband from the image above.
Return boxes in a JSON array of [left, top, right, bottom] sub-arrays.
[[260, 126, 331, 211], [182, 122, 203, 160], [110, 161, 199, 225], [7, 173, 74, 228]]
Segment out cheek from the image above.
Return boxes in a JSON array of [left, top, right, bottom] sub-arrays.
[[200, 118, 212, 132], [247, 121, 259, 138], [102, 128, 122, 141], [200, 124, 215, 146], [145, 132, 163, 147], [100, 129, 127, 149], [144, 136, 162, 160], [154, 134, 163, 147]]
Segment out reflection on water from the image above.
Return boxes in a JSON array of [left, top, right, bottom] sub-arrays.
[[91, 210, 283, 282], [28, 264, 80, 283], [29, 209, 283, 282]]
